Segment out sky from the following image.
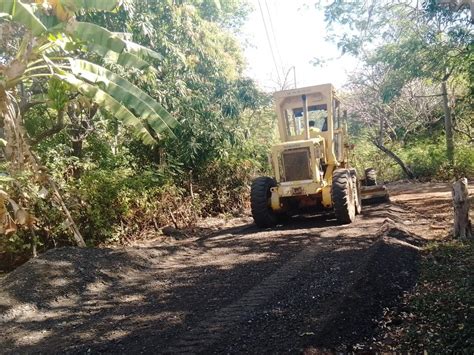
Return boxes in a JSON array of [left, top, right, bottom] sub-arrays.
[[239, 0, 359, 93]]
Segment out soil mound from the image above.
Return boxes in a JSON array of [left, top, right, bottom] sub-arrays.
[[0, 247, 160, 321]]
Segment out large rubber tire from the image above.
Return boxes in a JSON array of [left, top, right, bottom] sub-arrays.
[[251, 177, 278, 228], [332, 169, 356, 224], [364, 168, 377, 186], [349, 168, 362, 215]]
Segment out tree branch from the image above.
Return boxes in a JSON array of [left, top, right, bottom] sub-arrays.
[[30, 109, 65, 146], [371, 139, 415, 179], [20, 100, 47, 116]]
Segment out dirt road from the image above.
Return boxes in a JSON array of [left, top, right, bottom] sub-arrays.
[[0, 182, 463, 353]]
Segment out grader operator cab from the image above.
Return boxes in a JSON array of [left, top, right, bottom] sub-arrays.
[[250, 83, 387, 228]]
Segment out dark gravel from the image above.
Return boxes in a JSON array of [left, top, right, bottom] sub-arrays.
[[0, 200, 426, 354]]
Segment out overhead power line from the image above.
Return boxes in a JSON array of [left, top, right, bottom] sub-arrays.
[[257, 0, 282, 85], [264, 0, 284, 76]]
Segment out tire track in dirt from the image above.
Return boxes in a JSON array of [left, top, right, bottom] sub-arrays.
[[164, 243, 321, 354], [209, 221, 423, 353]]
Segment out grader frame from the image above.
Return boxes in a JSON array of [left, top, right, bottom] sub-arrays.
[[250, 83, 386, 228]]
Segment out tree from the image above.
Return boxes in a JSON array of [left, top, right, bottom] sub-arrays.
[[0, 0, 274, 262], [0, 0, 178, 245], [85, 0, 269, 176], [319, 0, 473, 168], [345, 63, 443, 178]]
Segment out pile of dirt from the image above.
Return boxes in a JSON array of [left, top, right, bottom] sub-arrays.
[[207, 219, 425, 354], [0, 246, 162, 321], [311, 221, 424, 350]]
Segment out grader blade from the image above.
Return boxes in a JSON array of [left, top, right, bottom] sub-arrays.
[[360, 185, 389, 204]]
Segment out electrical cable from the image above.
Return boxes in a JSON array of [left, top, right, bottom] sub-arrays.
[[257, 0, 282, 85], [264, 0, 284, 77]]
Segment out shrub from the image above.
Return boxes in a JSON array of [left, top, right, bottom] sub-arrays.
[[71, 168, 198, 244], [402, 138, 474, 180]]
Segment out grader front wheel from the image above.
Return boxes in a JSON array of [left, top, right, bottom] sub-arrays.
[[332, 169, 356, 224], [251, 177, 278, 228]]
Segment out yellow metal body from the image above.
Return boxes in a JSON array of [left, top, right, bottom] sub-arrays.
[[269, 83, 348, 211]]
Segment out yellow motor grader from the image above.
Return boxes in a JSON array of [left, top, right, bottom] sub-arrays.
[[250, 83, 388, 227]]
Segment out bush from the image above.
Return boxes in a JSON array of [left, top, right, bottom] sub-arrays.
[[454, 141, 474, 179], [71, 168, 200, 244], [402, 138, 474, 180], [350, 134, 474, 182], [195, 155, 260, 215], [402, 138, 448, 179]]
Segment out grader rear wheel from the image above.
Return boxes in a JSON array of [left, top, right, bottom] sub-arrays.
[[364, 168, 377, 186], [349, 168, 362, 215], [251, 177, 278, 228], [332, 169, 356, 224]]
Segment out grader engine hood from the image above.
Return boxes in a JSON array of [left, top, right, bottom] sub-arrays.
[[271, 138, 325, 184]]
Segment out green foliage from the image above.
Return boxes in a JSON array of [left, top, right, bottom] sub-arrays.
[[1, 0, 177, 145], [72, 169, 178, 243], [350, 130, 474, 181], [195, 151, 266, 215], [398, 136, 473, 180], [453, 141, 474, 178], [0, 0, 47, 35], [402, 138, 452, 180], [323, 0, 472, 176], [47, 77, 71, 111]]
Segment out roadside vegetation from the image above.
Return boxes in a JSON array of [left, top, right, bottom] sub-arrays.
[[0, 2, 470, 247], [317, 1, 473, 350], [404, 240, 473, 351], [318, 0, 473, 182]]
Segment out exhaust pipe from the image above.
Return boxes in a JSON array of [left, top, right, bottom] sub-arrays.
[[302, 94, 310, 140]]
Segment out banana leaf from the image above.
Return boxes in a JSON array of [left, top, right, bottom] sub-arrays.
[[88, 44, 150, 70], [69, 22, 163, 61], [0, 0, 46, 36], [59, 0, 118, 12], [70, 59, 178, 137], [57, 72, 156, 144]]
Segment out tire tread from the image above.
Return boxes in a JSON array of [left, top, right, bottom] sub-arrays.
[[251, 177, 277, 228]]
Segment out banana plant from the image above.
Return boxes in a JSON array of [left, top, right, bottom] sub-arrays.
[[0, 0, 177, 145], [0, 0, 178, 246]]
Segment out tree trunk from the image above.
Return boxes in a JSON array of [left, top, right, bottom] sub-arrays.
[[71, 139, 83, 179], [441, 80, 454, 166], [372, 140, 415, 179], [72, 139, 83, 158], [0, 88, 25, 171], [452, 178, 472, 239]]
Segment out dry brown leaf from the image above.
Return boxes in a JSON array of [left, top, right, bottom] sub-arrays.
[[15, 208, 28, 225]]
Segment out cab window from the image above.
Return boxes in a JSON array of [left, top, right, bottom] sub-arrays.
[[285, 104, 328, 136]]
